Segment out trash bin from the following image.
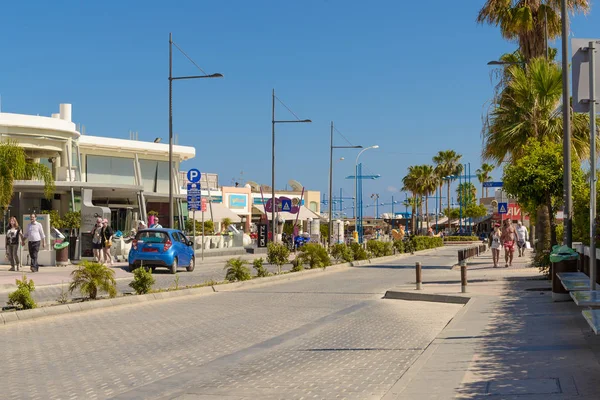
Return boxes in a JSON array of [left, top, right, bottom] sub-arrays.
[[550, 245, 579, 302], [54, 241, 70, 266]]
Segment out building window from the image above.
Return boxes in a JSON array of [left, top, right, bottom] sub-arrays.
[[310, 201, 318, 212], [86, 155, 135, 185]]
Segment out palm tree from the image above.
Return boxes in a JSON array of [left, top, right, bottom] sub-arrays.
[[476, 163, 495, 198], [0, 140, 55, 210], [457, 182, 477, 207], [402, 166, 420, 234], [433, 150, 463, 232], [69, 261, 117, 300], [477, 0, 590, 61], [483, 58, 593, 164], [401, 196, 421, 235], [415, 165, 438, 231]]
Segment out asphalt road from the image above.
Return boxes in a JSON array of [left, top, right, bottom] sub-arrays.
[[0, 247, 461, 399]]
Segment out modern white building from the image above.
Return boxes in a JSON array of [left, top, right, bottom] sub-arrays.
[[1, 103, 195, 260]]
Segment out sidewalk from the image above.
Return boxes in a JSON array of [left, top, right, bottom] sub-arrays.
[[384, 250, 600, 399]]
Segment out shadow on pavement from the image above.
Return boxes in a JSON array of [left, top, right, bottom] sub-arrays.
[[455, 278, 600, 399], [355, 264, 454, 270]]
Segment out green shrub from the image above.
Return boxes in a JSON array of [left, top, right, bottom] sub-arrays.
[[412, 236, 443, 251], [224, 258, 252, 282], [185, 218, 214, 235], [532, 250, 551, 278], [8, 275, 37, 310], [129, 266, 155, 294], [366, 240, 393, 258], [330, 243, 354, 263], [444, 236, 480, 242], [267, 242, 290, 274], [69, 261, 117, 300], [291, 257, 304, 272], [393, 240, 404, 254], [297, 243, 331, 269], [253, 257, 270, 277], [349, 242, 370, 261]]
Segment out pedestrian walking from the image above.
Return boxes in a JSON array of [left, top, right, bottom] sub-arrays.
[[5, 217, 23, 271], [489, 223, 501, 268], [22, 213, 46, 272], [101, 218, 113, 266], [91, 217, 104, 263], [516, 221, 529, 257], [501, 220, 517, 268]]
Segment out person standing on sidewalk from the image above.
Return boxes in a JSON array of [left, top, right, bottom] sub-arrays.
[[22, 213, 46, 272], [5, 217, 23, 271], [150, 217, 162, 229], [101, 218, 113, 266], [489, 223, 502, 268], [91, 217, 104, 263], [501, 220, 517, 268], [516, 221, 529, 257]]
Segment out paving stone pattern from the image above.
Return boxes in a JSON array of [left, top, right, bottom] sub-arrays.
[[0, 248, 460, 399]]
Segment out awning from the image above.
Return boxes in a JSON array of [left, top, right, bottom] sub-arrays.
[[192, 202, 242, 223], [253, 206, 323, 221]]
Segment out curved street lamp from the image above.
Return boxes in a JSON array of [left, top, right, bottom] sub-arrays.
[[354, 145, 379, 242]]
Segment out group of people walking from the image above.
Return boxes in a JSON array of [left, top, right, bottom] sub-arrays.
[[91, 217, 114, 265], [489, 220, 529, 268], [4, 213, 47, 272]]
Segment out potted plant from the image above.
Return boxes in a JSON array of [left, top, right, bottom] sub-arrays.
[[62, 211, 81, 261]]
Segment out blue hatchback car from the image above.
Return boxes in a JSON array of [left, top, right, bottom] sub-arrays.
[[128, 229, 195, 274]]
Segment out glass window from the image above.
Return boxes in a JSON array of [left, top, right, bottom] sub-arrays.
[[86, 155, 135, 185], [310, 201, 318, 212], [135, 231, 168, 243]]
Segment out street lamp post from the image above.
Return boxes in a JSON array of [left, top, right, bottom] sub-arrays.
[[328, 121, 361, 245], [168, 33, 223, 228], [354, 145, 379, 243], [272, 89, 311, 243]]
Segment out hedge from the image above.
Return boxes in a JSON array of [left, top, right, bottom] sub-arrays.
[[393, 236, 444, 253], [444, 236, 480, 242]]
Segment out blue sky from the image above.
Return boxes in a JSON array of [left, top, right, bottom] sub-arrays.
[[0, 1, 598, 216]]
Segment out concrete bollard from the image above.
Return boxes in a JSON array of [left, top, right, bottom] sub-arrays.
[[415, 262, 422, 290], [460, 261, 467, 293]]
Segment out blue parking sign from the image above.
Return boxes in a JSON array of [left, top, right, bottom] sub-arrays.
[[187, 169, 201, 183]]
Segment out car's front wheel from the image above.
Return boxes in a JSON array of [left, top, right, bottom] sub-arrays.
[[170, 258, 178, 274], [187, 256, 195, 272]]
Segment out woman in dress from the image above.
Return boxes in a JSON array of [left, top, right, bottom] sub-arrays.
[[489, 224, 502, 268], [5, 217, 23, 271], [101, 218, 113, 266]]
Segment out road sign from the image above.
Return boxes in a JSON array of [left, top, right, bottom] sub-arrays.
[[281, 198, 292, 212], [572, 38, 600, 113], [483, 181, 503, 188], [498, 202, 508, 215], [187, 168, 201, 183], [201, 198, 207, 212], [187, 182, 201, 211]]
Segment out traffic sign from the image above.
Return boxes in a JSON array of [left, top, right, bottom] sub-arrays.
[[201, 198, 207, 212], [187, 182, 201, 211], [281, 198, 292, 212], [498, 202, 508, 214], [483, 182, 503, 188], [187, 169, 201, 183]]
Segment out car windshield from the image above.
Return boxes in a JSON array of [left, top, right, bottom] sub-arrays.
[[136, 231, 169, 243]]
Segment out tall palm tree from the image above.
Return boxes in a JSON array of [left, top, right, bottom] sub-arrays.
[[482, 58, 593, 165], [402, 166, 419, 234], [477, 0, 590, 61], [0, 140, 55, 210], [433, 150, 463, 232], [476, 163, 495, 198], [415, 165, 438, 231]]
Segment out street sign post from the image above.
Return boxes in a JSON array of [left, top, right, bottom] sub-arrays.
[[187, 183, 201, 211], [187, 169, 201, 183], [258, 224, 268, 247], [483, 182, 503, 188]]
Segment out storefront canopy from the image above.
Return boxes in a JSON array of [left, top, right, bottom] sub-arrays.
[[253, 206, 322, 221], [192, 202, 242, 223]]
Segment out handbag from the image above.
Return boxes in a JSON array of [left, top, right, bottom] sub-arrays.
[[106, 239, 112, 248], [525, 240, 531, 249]]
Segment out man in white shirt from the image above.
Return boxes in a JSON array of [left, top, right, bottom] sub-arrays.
[[516, 221, 529, 257], [151, 217, 163, 229], [22, 213, 46, 272]]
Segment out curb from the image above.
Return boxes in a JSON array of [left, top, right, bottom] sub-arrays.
[[383, 290, 470, 305], [0, 247, 445, 326]]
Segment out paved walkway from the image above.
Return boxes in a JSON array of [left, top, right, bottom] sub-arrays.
[[385, 250, 600, 399]]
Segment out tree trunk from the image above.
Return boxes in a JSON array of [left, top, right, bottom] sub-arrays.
[[536, 204, 551, 252], [411, 193, 417, 234], [547, 193, 557, 248], [481, 184, 484, 201]]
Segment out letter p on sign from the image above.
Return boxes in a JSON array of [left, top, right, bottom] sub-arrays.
[[187, 168, 201, 183]]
